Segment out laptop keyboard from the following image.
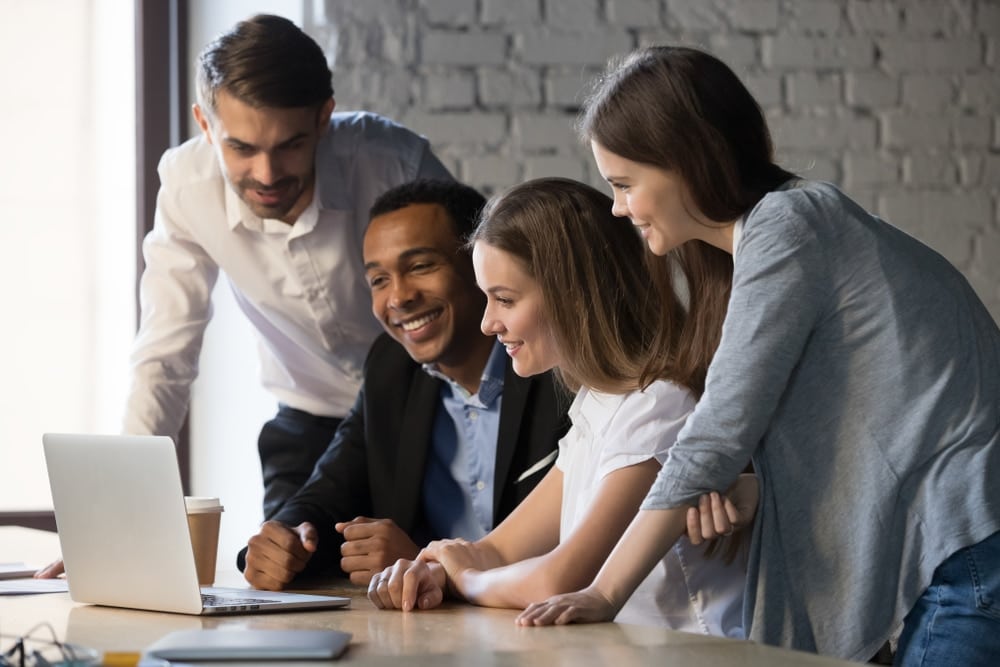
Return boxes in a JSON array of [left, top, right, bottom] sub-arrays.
[[202, 593, 281, 608]]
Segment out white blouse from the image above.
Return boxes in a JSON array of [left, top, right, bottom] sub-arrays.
[[556, 381, 745, 637]]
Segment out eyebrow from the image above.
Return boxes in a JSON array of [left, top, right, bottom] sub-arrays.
[[363, 246, 445, 271], [223, 132, 309, 151]]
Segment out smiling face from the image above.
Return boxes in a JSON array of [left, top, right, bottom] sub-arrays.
[[591, 141, 733, 255], [364, 203, 490, 379], [193, 91, 333, 223], [473, 242, 562, 378]]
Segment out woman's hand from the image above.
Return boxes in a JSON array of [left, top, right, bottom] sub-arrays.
[[514, 586, 618, 626], [686, 473, 759, 544], [421, 538, 497, 582], [367, 558, 447, 611]]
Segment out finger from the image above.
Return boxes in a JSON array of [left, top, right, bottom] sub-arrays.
[[711, 492, 732, 535], [515, 602, 547, 626], [367, 573, 386, 609], [686, 506, 703, 545], [34, 559, 65, 579], [699, 493, 715, 539], [335, 516, 375, 534], [722, 496, 742, 528], [244, 565, 290, 591], [296, 522, 319, 552], [370, 570, 396, 609]]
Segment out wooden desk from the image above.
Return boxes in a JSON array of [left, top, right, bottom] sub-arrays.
[[1, 527, 854, 666]]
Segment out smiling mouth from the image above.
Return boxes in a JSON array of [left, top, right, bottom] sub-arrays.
[[398, 310, 442, 332]]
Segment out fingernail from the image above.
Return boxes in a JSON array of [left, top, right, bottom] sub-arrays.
[[403, 601, 411, 611]]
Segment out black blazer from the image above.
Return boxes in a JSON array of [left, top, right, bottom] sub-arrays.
[[271, 333, 570, 577]]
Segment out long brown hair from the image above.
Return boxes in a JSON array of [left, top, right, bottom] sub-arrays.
[[580, 45, 797, 396], [581, 46, 794, 561], [471, 178, 683, 395]]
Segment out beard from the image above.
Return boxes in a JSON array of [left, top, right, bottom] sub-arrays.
[[234, 175, 306, 220]]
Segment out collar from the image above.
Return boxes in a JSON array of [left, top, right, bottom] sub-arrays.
[[567, 386, 625, 438], [224, 177, 320, 238], [422, 340, 507, 407]]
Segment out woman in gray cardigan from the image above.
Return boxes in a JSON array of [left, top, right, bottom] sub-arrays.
[[516, 46, 1000, 667]]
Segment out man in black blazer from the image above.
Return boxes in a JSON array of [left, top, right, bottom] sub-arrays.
[[242, 180, 568, 589]]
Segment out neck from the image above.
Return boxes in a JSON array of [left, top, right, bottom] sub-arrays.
[[699, 221, 737, 255], [435, 334, 497, 395]]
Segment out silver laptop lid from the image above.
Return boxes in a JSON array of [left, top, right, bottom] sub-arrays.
[[43, 433, 204, 614]]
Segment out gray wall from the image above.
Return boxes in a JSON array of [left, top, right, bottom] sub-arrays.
[[308, 0, 1000, 321]]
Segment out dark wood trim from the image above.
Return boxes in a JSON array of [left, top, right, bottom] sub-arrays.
[[135, 0, 192, 492], [0, 511, 57, 532]]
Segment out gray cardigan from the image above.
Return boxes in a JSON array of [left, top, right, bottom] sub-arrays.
[[642, 180, 1000, 661]]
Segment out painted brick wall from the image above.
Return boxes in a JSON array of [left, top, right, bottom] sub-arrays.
[[307, 0, 1000, 320]]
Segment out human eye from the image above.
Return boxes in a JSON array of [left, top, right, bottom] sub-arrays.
[[367, 273, 388, 290], [229, 143, 255, 156]]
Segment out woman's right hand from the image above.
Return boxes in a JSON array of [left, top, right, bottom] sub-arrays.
[[367, 558, 447, 611], [515, 586, 618, 626]]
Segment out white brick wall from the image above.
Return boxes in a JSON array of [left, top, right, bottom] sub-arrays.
[[311, 0, 1000, 321]]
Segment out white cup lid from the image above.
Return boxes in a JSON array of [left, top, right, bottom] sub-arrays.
[[184, 496, 224, 513]]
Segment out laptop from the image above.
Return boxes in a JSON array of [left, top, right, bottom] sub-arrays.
[[43, 433, 350, 615]]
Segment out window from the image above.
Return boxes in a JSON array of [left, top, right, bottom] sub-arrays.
[[0, 1, 136, 515]]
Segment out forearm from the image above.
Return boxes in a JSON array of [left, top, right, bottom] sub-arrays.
[[453, 551, 599, 610], [591, 507, 687, 611]]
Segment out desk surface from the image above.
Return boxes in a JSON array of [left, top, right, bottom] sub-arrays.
[[1, 527, 854, 666]]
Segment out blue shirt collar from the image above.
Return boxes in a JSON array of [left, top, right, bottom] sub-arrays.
[[422, 340, 506, 407]]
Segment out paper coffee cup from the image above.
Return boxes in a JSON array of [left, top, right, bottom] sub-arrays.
[[184, 496, 224, 586]]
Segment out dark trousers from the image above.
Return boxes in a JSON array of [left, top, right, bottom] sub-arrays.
[[257, 405, 343, 520]]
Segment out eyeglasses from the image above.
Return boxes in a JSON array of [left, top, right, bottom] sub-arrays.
[[1, 623, 98, 667]]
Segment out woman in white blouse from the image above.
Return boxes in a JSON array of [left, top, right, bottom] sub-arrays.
[[367, 178, 752, 636]]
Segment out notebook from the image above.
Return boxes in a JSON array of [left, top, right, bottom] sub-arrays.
[[42, 433, 350, 615]]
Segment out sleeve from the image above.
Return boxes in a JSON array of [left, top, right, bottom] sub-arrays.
[[643, 204, 830, 509], [597, 382, 696, 481], [271, 382, 373, 578], [414, 140, 452, 181], [121, 160, 219, 438]]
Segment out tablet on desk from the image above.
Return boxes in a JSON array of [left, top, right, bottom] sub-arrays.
[[144, 629, 352, 661]]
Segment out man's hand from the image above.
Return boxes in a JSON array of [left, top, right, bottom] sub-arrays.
[[686, 474, 759, 545], [515, 586, 618, 626], [34, 559, 65, 579], [336, 516, 419, 585], [243, 521, 317, 590], [368, 558, 447, 612]]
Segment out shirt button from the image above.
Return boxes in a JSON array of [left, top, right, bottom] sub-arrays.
[[468, 410, 478, 421], [476, 480, 486, 491]]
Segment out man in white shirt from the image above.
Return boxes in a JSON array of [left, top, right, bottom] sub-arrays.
[[127, 14, 452, 519]]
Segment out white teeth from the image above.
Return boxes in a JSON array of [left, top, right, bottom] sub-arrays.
[[401, 311, 440, 331]]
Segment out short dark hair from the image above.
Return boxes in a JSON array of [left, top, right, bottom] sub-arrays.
[[369, 179, 485, 242], [196, 14, 333, 113]]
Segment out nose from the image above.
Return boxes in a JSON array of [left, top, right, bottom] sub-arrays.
[[611, 192, 629, 219], [481, 304, 504, 336], [388, 277, 418, 310], [251, 152, 279, 186]]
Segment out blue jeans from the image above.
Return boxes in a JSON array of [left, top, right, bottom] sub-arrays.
[[894, 530, 1000, 666]]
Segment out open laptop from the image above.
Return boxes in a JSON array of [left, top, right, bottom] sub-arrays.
[[43, 433, 350, 615]]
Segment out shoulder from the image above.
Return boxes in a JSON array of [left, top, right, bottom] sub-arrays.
[[157, 134, 221, 188], [746, 181, 854, 237], [364, 333, 418, 374], [321, 111, 429, 157]]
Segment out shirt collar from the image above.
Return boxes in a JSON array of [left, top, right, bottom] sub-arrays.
[[567, 386, 624, 438], [422, 340, 507, 407], [224, 177, 320, 237]]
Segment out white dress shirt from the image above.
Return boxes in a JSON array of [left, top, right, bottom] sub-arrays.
[[124, 112, 451, 438], [557, 382, 745, 637]]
